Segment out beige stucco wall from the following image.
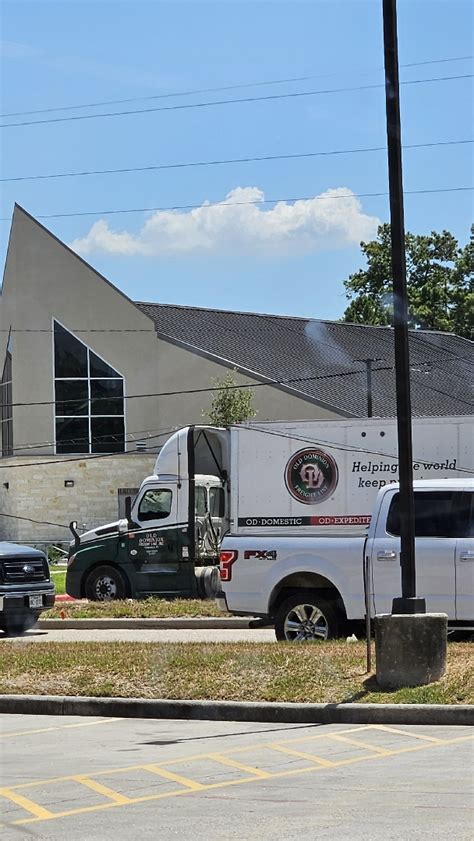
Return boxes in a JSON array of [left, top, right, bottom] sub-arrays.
[[0, 454, 155, 544], [0, 206, 161, 455]]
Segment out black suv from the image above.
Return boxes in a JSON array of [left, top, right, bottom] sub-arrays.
[[0, 542, 55, 636]]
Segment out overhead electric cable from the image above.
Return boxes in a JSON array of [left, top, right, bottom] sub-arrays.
[[1, 186, 472, 223], [0, 74, 471, 129], [1, 139, 471, 184], [1, 54, 471, 119]]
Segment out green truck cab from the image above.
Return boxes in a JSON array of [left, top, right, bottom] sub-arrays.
[[66, 427, 228, 601]]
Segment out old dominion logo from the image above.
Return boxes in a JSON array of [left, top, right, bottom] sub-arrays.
[[285, 448, 338, 504]]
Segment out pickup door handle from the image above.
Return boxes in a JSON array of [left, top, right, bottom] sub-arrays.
[[459, 551, 474, 562], [377, 550, 398, 561]]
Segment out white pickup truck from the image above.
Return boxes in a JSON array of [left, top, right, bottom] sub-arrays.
[[217, 479, 474, 641]]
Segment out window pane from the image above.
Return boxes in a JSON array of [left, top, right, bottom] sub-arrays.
[[195, 487, 207, 517], [90, 379, 123, 415], [56, 417, 89, 453], [90, 351, 121, 378], [54, 323, 87, 378], [91, 417, 124, 453], [387, 492, 466, 538], [55, 380, 89, 415], [210, 487, 225, 517], [138, 489, 172, 521]]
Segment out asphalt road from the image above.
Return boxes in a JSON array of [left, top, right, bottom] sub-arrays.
[[0, 627, 275, 643], [1, 714, 472, 840]]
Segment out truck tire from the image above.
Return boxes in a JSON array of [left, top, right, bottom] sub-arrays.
[[195, 565, 219, 599], [274, 592, 339, 642], [84, 565, 127, 601], [0, 610, 39, 637]]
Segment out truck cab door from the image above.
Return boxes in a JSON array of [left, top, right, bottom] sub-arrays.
[[128, 485, 195, 597], [454, 491, 474, 622], [370, 490, 457, 617]]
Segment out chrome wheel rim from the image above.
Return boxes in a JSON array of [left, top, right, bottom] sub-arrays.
[[94, 575, 117, 601], [283, 603, 329, 641]]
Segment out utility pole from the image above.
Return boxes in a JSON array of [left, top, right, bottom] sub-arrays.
[[382, 0, 425, 614], [356, 358, 381, 418]]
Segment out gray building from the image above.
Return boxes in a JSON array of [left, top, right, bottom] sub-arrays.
[[1, 205, 472, 544]]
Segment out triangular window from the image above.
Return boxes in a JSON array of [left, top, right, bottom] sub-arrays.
[[53, 321, 125, 454]]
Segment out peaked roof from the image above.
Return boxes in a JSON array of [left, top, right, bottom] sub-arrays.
[[136, 302, 474, 418]]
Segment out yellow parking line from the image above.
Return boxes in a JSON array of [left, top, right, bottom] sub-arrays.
[[267, 743, 334, 767], [207, 753, 272, 778], [144, 765, 206, 791], [0, 718, 122, 739], [0, 788, 54, 820], [372, 725, 448, 743], [74, 777, 132, 804], [11, 732, 474, 827], [328, 733, 391, 754]]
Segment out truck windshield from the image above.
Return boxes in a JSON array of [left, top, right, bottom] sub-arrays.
[[138, 489, 172, 522], [195, 487, 207, 517]]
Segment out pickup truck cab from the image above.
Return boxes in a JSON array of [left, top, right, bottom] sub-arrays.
[[217, 480, 474, 641], [0, 542, 55, 636]]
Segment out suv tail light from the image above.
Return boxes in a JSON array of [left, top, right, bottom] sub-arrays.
[[219, 549, 238, 582]]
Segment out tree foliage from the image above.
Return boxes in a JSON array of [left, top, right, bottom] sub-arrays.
[[342, 223, 473, 339], [203, 371, 257, 427]]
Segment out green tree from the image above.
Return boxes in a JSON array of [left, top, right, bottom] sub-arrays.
[[342, 223, 473, 339], [203, 371, 257, 426]]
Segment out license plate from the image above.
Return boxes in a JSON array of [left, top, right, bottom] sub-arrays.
[[29, 595, 43, 608]]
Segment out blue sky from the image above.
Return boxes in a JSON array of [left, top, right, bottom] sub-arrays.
[[1, 0, 472, 320]]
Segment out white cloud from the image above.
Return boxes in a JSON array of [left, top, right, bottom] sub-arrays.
[[71, 186, 380, 258]]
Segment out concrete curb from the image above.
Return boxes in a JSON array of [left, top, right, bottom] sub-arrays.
[[0, 694, 472, 725], [38, 617, 256, 630]]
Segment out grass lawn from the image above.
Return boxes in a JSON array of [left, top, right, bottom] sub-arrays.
[[1, 641, 472, 705], [43, 597, 224, 618], [49, 567, 66, 595]]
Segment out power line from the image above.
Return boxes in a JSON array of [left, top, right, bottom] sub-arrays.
[[2, 363, 472, 415], [1, 139, 471, 184], [1, 74, 471, 129], [2, 54, 471, 119], [1, 186, 472, 223], [1, 420, 473, 476]]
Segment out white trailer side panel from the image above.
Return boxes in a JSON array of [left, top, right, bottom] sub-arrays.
[[231, 416, 474, 535]]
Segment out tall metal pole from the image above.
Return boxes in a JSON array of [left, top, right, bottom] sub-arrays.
[[382, 0, 425, 614]]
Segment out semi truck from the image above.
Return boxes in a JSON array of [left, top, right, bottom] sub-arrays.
[[66, 416, 473, 605]]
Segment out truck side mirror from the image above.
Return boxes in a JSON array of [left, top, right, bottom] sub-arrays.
[[69, 520, 80, 548], [125, 496, 133, 528]]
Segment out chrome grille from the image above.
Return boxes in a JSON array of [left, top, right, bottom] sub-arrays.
[[2, 558, 47, 583]]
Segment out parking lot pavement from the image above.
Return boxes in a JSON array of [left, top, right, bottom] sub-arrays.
[[1, 715, 472, 840], [0, 627, 275, 643]]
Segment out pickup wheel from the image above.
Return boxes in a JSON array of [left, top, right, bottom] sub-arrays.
[[85, 565, 127, 601], [275, 593, 339, 642], [0, 610, 39, 637]]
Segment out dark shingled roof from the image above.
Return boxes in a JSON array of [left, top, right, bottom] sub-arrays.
[[136, 302, 474, 418]]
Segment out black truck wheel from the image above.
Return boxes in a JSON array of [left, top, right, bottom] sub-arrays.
[[274, 592, 339, 642], [85, 565, 127, 601], [0, 610, 40, 637]]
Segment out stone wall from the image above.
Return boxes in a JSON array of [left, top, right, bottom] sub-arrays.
[[0, 453, 155, 546]]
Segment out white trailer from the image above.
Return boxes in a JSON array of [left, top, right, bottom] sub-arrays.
[[229, 416, 473, 535]]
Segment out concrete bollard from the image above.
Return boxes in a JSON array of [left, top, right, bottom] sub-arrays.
[[374, 613, 447, 689]]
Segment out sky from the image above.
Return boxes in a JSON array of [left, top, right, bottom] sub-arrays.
[[0, 0, 472, 320]]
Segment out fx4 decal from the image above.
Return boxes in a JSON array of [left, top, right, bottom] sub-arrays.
[[244, 550, 277, 560]]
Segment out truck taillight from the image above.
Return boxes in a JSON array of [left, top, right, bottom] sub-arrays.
[[219, 550, 238, 582]]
